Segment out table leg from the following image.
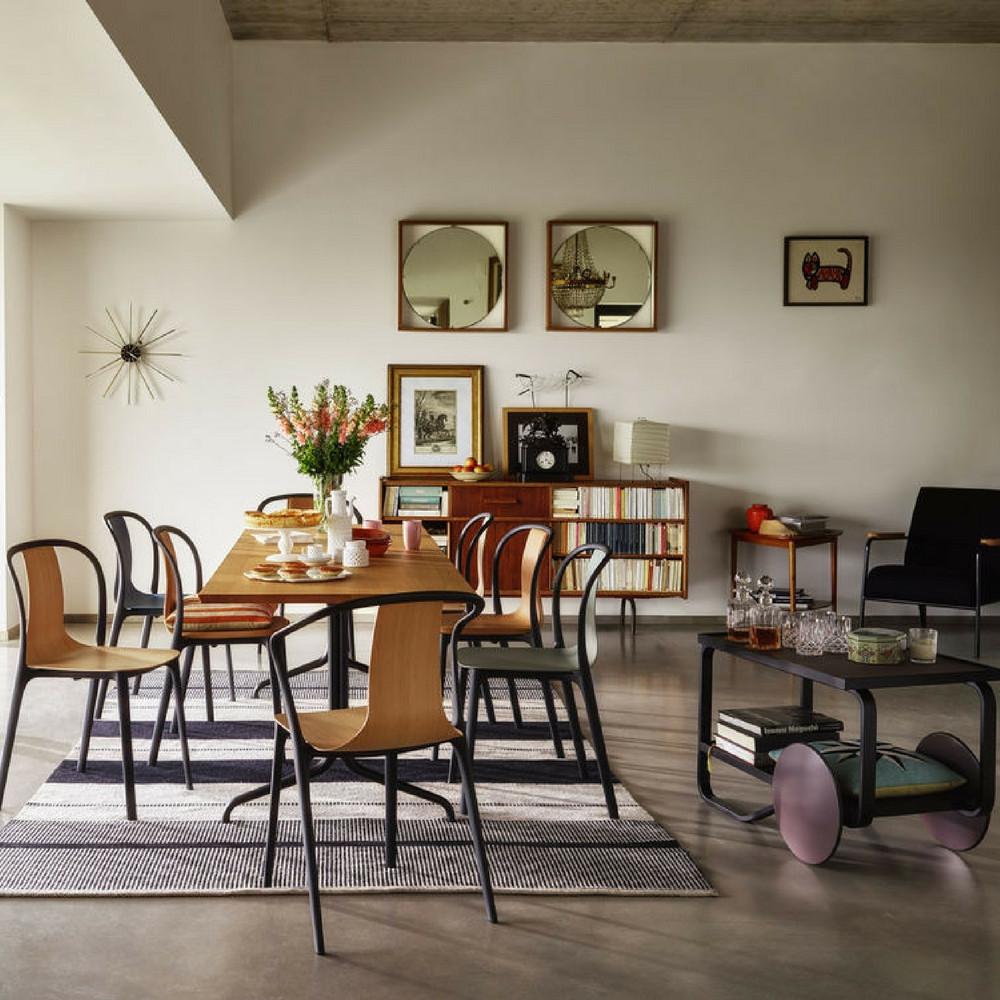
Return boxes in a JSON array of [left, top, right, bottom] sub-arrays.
[[788, 544, 797, 613], [852, 689, 878, 828], [830, 539, 839, 612], [697, 646, 775, 823], [799, 678, 814, 712], [971, 680, 996, 815], [730, 535, 739, 584]]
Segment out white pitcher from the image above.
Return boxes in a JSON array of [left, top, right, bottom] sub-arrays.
[[324, 488, 354, 556]]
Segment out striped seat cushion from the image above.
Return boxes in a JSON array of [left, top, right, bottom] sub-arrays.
[[166, 598, 277, 633]]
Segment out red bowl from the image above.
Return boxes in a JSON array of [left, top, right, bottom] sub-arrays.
[[352, 526, 392, 557]]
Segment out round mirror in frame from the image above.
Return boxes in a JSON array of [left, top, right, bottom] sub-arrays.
[[399, 222, 507, 331]]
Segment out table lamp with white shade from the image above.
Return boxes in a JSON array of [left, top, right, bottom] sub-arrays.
[[613, 419, 671, 479]]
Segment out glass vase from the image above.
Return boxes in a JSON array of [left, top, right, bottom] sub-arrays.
[[312, 473, 344, 518]]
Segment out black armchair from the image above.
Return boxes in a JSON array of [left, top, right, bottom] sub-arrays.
[[860, 487, 1000, 656]]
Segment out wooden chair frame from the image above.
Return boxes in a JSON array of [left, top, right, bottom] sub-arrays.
[[2, 539, 190, 821], [264, 591, 495, 954], [455, 543, 619, 819]]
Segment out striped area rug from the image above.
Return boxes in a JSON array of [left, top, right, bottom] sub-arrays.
[[0, 664, 713, 898]]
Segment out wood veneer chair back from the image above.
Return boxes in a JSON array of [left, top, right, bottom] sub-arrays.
[[8, 542, 107, 666], [490, 524, 553, 635]]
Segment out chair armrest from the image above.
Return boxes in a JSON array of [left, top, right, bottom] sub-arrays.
[[980, 538, 1000, 547], [865, 531, 906, 541]]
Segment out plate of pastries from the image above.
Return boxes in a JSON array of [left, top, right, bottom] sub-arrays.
[[244, 508, 323, 530], [244, 561, 350, 583]]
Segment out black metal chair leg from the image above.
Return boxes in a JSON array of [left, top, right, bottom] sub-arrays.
[[919, 604, 928, 628], [132, 615, 154, 694], [507, 678, 524, 728], [384, 752, 398, 868], [201, 646, 215, 723], [432, 635, 449, 763], [168, 663, 194, 790], [561, 679, 588, 778], [153, 647, 190, 764], [459, 670, 482, 815], [0, 674, 28, 812], [169, 645, 195, 737], [450, 736, 497, 923], [263, 727, 287, 887], [291, 743, 325, 955], [94, 678, 111, 720], [577, 678, 619, 820], [541, 681, 565, 758], [481, 680, 497, 724], [77, 678, 100, 773], [116, 672, 138, 821], [225, 646, 237, 701], [975, 605, 982, 658]]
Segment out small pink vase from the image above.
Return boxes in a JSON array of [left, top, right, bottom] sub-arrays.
[[402, 520, 422, 551]]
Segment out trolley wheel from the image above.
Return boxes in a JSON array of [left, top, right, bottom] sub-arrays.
[[917, 732, 990, 852], [773, 743, 843, 865]]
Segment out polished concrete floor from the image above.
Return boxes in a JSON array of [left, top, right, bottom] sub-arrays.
[[1, 620, 999, 1000]]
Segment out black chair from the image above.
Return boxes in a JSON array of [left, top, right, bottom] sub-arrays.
[[264, 591, 495, 954], [454, 543, 619, 819], [860, 487, 1000, 656], [93, 511, 165, 717], [2, 540, 191, 820]]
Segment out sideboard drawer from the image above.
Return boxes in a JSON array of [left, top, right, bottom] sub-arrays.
[[450, 485, 549, 519]]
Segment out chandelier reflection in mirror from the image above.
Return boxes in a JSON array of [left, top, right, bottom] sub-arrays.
[[551, 229, 616, 318], [80, 304, 185, 405]]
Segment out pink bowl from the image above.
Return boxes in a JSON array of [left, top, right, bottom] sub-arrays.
[[352, 526, 392, 557]]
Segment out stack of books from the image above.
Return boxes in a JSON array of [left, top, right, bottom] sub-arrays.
[[552, 487, 580, 518], [714, 705, 843, 769], [752, 586, 816, 609], [778, 514, 829, 534], [382, 484, 449, 518]]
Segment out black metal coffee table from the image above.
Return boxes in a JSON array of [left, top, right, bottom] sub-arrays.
[[696, 632, 1000, 862]]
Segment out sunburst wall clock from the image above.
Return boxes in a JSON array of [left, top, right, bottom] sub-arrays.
[[80, 304, 185, 404]]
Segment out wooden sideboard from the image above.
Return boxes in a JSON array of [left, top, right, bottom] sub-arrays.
[[380, 476, 689, 605]]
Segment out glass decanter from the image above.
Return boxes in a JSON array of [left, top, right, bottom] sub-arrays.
[[726, 571, 755, 644], [750, 575, 783, 651]]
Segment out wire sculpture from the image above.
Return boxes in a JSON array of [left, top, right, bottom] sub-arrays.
[[514, 369, 587, 407]]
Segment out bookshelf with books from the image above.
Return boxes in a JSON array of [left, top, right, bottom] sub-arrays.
[[379, 476, 689, 601]]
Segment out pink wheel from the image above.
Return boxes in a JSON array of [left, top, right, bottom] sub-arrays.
[[773, 743, 843, 865], [917, 732, 990, 852]]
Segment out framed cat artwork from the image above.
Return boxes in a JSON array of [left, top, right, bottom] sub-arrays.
[[784, 236, 869, 306]]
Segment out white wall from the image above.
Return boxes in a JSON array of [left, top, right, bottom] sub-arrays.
[[1, 206, 33, 632], [28, 42, 1000, 614]]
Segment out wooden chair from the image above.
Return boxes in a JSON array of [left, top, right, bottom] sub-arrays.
[[1, 540, 191, 821], [93, 510, 165, 718], [146, 526, 289, 766], [455, 543, 619, 819], [264, 591, 496, 954], [442, 524, 563, 753]]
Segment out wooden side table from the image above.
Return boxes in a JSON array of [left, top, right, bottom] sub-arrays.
[[729, 529, 842, 611]]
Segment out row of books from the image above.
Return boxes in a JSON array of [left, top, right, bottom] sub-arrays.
[[714, 705, 843, 769], [559, 521, 685, 556], [382, 485, 449, 518], [561, 555, 684, 593], [552, 486, 685, 520]]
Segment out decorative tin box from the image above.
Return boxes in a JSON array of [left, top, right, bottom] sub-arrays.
[[847, 628, 906, 665]]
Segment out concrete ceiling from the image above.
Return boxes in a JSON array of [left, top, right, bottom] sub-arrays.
[[0, 1, 228, 219], [219, 0, 1000, 42]]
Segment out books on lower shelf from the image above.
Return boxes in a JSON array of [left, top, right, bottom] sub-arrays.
[[552, 485, 685, 520], [560, 521, 684, 556], [561, 555, 683, 593], [752, 587, 816, 609], [382, 485, 449, 518], [714, 705, 844, 769]]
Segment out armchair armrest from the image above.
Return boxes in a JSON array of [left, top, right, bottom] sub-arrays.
[[866, 531, 906, 541], [980, 538, 1000, 547]]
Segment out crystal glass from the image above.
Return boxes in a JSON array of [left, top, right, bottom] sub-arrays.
[[824, 614, 853, 653], [726, 571, 755, 644], [795, 612, 825, 656], [908, 627, 938, 663], [781, 610, 806, 649], [750, 575, 782, 651]]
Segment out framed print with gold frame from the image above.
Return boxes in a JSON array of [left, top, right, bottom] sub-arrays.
[[387, 364, 484, 475], [547, 220, 657, 331]]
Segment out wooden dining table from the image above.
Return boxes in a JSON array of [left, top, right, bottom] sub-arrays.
[[198, 523, 474, 823]]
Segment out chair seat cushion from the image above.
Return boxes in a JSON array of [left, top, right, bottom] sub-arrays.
[[769, 740, 966, 799], [165, 598, 278, 632], [457, 644, 578, 674], [865, 564, 999, 607]]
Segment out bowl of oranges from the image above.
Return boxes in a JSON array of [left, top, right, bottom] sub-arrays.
[[450, 456, 495, 482]]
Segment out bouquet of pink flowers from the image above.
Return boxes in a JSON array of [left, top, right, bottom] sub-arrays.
[[266, 380, 389, 492]]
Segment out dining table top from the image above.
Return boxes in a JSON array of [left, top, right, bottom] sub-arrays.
[[198, 524, 473, 605]]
